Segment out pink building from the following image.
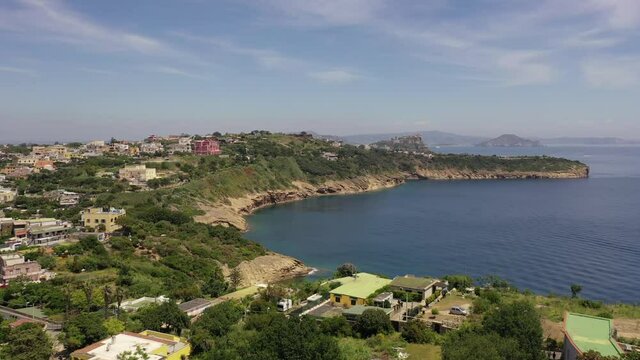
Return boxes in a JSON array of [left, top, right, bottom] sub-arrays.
[[193, 139, 221, 156], [0, 254, 49, 285]]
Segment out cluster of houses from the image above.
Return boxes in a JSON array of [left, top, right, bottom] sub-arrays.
[[0, 206, 126, 252], [0, 217, 73, 251]]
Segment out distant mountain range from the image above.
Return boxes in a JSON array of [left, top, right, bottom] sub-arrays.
[[332, 131, 640, 146], [478, 134, 541, 147]]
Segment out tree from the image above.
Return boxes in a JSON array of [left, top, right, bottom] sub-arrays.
[[103, 317, 125, 336], [62, 312, 108, 351], [247, 315, 341, 360], [117, 345, 150, 360], [443, 274, 473, 290], [190, 301, 245, 354], [401, 319, 436, 344], [1, 323, 54, 360], [571, 284, 583, 298], [443, 330, 526, 360], [319, 315, 353, 337], [136, 301, 189, 335], [482, 300, 543, 360], [202, 270, 229, 297], [229, 267, 242, 290], [354, 309, 393, 338], [336, 263, 357, 277]]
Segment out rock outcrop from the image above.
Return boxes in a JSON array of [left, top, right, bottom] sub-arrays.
[[413, 166, 589, 180], [222, 253, 312, 287]]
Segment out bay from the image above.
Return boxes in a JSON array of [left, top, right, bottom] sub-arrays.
[[247, 146, 640, 303]]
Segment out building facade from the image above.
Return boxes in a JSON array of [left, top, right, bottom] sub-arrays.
[[0, 188, 16, 204], [118, 164, 157, 184], [329, 273, 392, 308], [0, 254, 48, 285], [193, 139, 221, 155], [81, 207, 126, 233]]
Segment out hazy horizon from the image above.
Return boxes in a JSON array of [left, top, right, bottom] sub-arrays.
[[1, 0, 639, 142]]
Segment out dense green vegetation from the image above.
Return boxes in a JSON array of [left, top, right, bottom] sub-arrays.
[[0, 133, 593, 359], [430, 154, 585, 172]]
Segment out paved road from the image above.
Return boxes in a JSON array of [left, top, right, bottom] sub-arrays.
[[0, 304, 62, 330]]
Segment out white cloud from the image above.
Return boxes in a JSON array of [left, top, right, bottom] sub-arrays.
[[496, 51, 555, 86], [587, 0, 640, 29], [0, 65, 36, 76], [145, 65, 204, 79], [0, 0, 175, 56], [172, 32, 305, 71], [582, 58, 640, 89], [562, 28, 623, 48], [308, 69, 360, 83], [259, 0, 387, 26], [79, 68, 116, 75]]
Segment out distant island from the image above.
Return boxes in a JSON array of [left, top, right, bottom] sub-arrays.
[[369, 134, 431, 153], [477, 134, 542, 147]]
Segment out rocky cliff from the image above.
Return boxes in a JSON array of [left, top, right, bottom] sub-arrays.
[[195, 173, 405, 231], [413, 166, 589, 180]]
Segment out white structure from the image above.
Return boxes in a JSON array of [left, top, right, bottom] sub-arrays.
[[277, 298, 293, 312], [119, 296, 170, 312], [0, 188, 16, 204], [140, 142, 164, 154], [118, 164, 157, 184]]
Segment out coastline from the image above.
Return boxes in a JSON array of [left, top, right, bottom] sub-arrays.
[[195, 165, 589, 286]]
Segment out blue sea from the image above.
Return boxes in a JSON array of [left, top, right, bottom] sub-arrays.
[[247, 146, 640, 303]]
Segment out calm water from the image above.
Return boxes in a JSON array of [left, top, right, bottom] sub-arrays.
[[247, 146, 640, 303]]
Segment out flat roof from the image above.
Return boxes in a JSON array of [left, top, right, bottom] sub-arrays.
[[390, 276, 437, 290], [330, 273, 391, 299], [71, 331, 178, 360], [178, 298, 212, 312], [564, 312, 623, 357], [343, 305, 393, 316]]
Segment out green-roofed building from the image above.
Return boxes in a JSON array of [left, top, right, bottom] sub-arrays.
[[329, 273, 391, 308], [562, 312, 623, 360], [389, 275, 441, 301]]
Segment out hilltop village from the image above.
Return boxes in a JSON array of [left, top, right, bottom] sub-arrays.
[[0, 132, 627, 360]]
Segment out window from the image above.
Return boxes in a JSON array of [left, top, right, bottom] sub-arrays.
[[334, 296, 341, 303], [351, 298, 357, 306]]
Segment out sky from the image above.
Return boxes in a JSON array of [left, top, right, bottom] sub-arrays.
[[1, 0, 639, 143]]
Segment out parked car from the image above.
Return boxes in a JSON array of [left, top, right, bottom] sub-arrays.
[[449, 306, 468, 316]]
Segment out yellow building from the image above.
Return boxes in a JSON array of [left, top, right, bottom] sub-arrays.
[[329, 273, 392, 308], [70, 330, 190, 360], [81, 207, 126, 233]]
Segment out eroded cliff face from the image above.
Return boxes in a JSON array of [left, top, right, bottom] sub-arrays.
[[413, 165, 589, 180], [195, 173, 406, 231]]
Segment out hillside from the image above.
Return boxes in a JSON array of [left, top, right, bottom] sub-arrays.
[[477, 134, 542, 147], [0, 133, 588, 319]]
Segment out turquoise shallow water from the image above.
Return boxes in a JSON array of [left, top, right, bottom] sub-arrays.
[[247, 146, 640, 303]]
